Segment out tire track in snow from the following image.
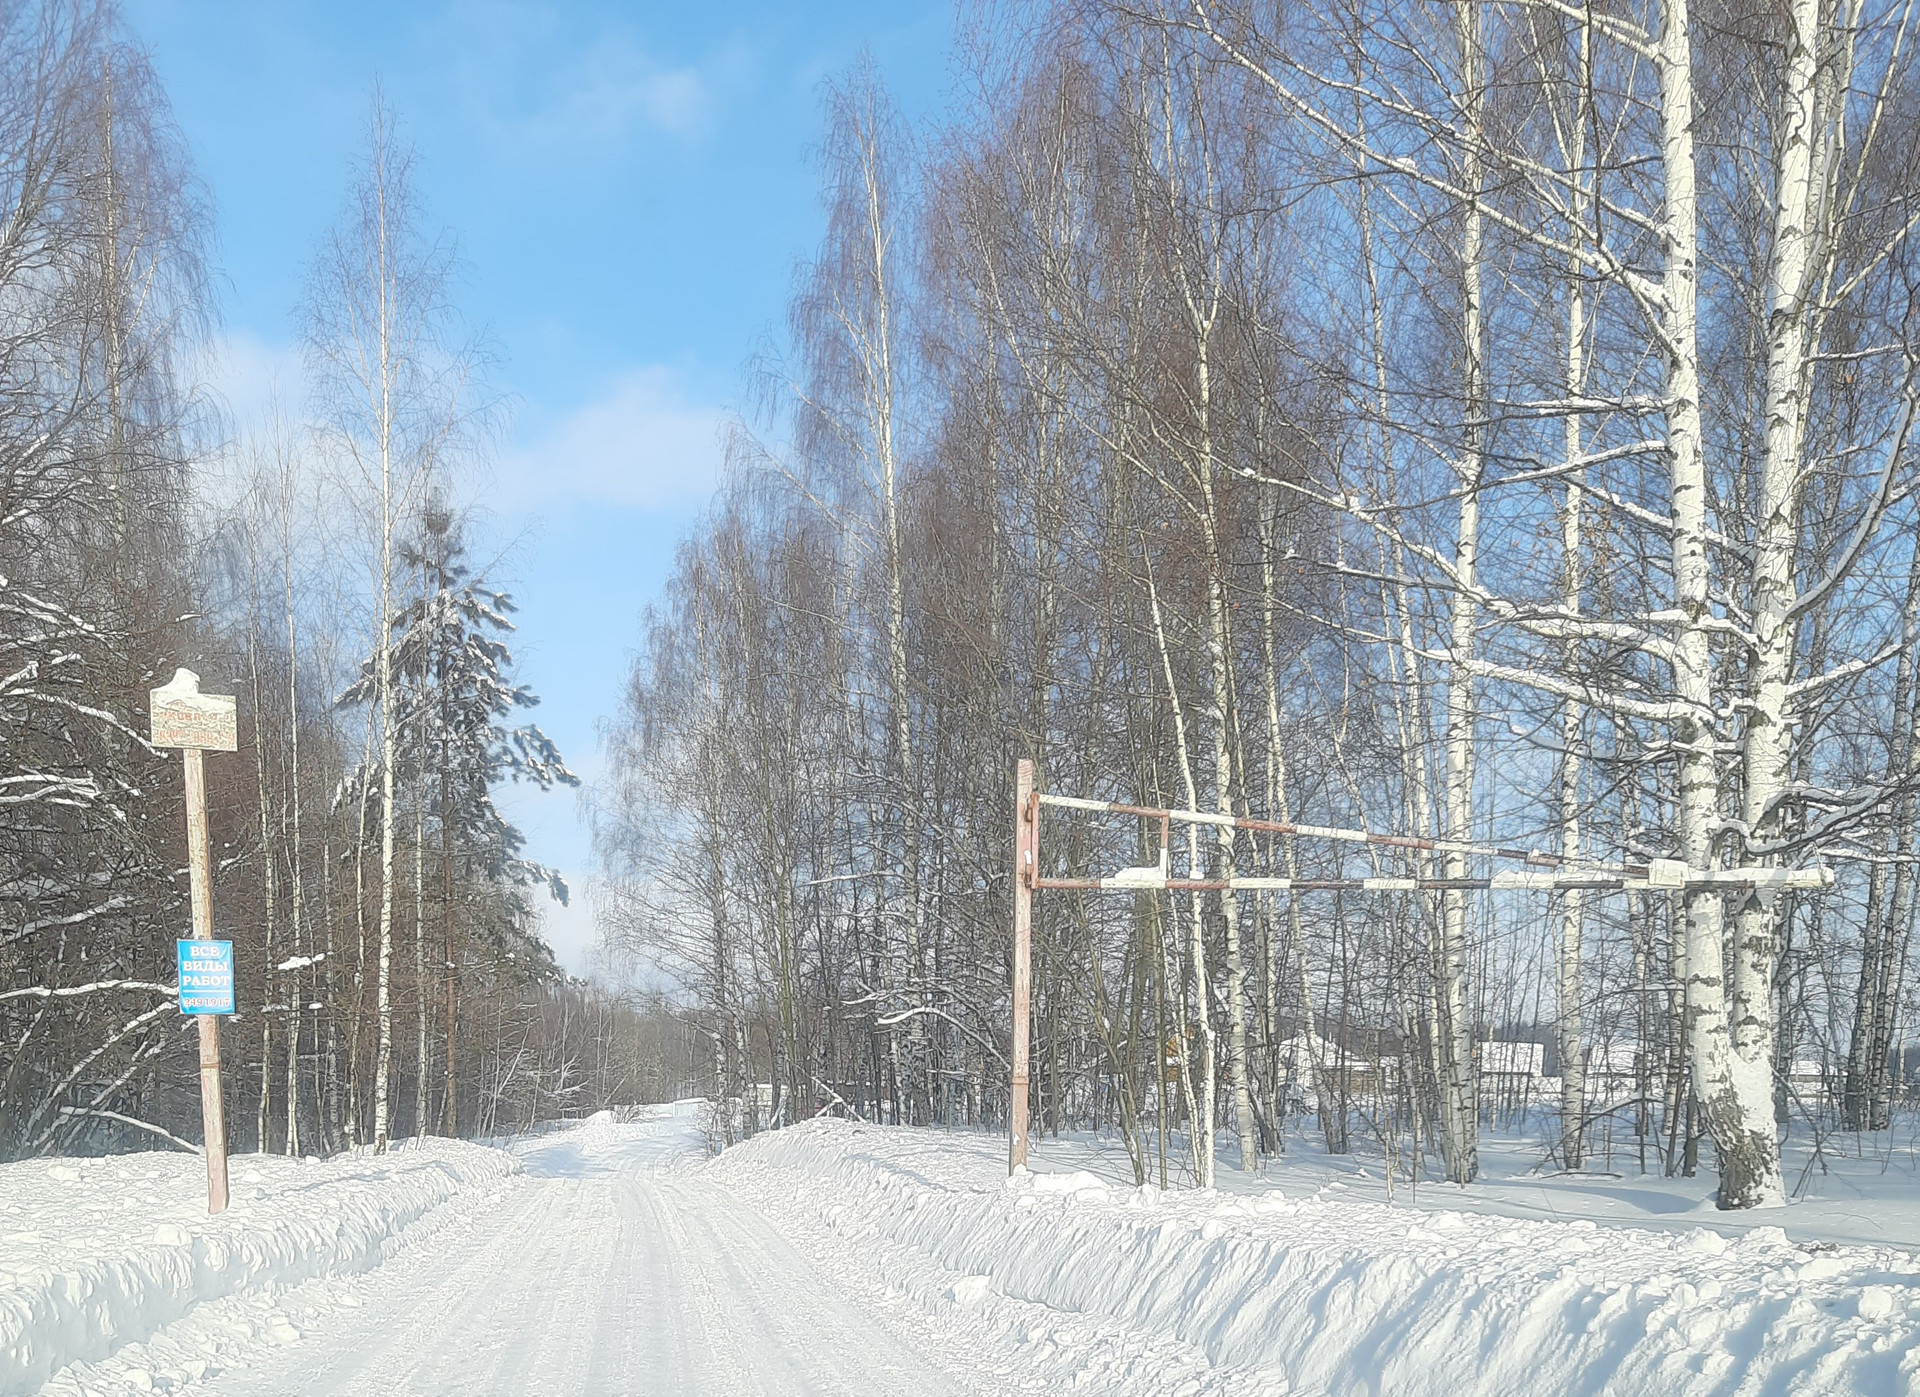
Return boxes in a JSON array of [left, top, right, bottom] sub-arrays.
[[646, 1173, 972, 1396]]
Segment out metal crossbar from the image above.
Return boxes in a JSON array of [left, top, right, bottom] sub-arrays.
[[1029, 790, 1833, 896], [1004, 768, 1833, 1177]]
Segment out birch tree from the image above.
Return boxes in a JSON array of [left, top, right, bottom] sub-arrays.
[[305, 92, 461, 1152]]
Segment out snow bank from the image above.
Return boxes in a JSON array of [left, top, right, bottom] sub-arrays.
[[0, 1141, 515, 1395], [711, 1120, 1920, 1395]]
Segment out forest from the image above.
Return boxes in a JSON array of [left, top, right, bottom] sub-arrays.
[[597, 0, 1920, 1209], [0, 0, 675, 1163]]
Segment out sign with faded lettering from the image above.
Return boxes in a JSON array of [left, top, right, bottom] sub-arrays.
[[150, 668, 237, 752], [177, 939, 235, 1015]]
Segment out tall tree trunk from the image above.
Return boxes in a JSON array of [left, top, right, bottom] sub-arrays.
[[283, 503, 304, 1157], [441, 759, 458, 1136], [1437, 0, 1486, 1187], [1556, 7, 1593, 1173], [1656, 0, 1763, 1209], [1193, 320, 1257, 1174], [1260, 501, 1341, 1152], [1147, 560, 1214, 1185], [249, 607, 277, 1154], [414, 756, 428, 1137], [371, 134, 399, 1155], [1724, 0, 1835, 1209], [1851, 536, 1920, 1127], [348, 710, 373, 1143]]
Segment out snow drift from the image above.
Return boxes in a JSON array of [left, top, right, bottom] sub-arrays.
[[711, 1119, 1920, 1395], [0, 1140, 515, 1395]]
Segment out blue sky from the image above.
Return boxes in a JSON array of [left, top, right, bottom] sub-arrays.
[[125, 0, 953, 972]]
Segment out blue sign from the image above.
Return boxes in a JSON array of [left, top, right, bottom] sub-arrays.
[[177, 940, 235, 1015]]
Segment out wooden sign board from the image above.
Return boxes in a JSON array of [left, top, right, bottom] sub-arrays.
[[150, 668, 238, 752]]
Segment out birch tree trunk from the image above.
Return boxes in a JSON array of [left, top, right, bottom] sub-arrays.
[[248, 575, 277, 1153], [1147, 560, 1214, 1185], [1260, 500, 1342, 1152], [1194, 308, 1258, 1174], [1556, 6, 1594, 1173], [1437, 0, 1486, 1186], [1653, 0, 1769, 1208], [414, 750, 428, 1136], [372, 170, 398, 1154], [441, 759, 459, 1136], [283, 487, 303, 1156], [348, 710, 373, 1142], [302, 95, 448, 1156], [1849, 535, 1920, 1127], [1719, 0, 1842, 1208]]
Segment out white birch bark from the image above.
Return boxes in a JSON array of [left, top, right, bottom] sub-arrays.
[[1556, 436, 1588, 1168], [1556, 6, 1594, 1173], [1147, 561, 1215, 1185], [865, 144, 925, 1127], [282, 469, 303, 1156], [1654, 0, 1764, 1207], [1724, 0, 1844, 1205], [348, 709, 373, 1141], [371, 130, 399, 1154], [1437, 0, 1486, 1186], [1193, 305, 1259, 1173], [249, 576, 276, 1153], [1150, 40, 1258, 1175], [414, 745, 428, 1136]]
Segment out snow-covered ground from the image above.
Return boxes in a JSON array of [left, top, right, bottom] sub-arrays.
[[6, 1109, 1920, 1394], [1038, 1121, 1920, 1254], [719, 1122, 1920, 1394], [4, 1105, 983, 1397], [0, 1137, 516, 1394]]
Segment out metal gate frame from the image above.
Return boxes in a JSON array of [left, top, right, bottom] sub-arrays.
[[1006, 757, 1832, 1172]]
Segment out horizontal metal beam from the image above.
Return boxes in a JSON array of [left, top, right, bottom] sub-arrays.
[[1032, 791, 1636, 874], [1026, 789, 1834, 899], [1032, 867, 1834, 896]]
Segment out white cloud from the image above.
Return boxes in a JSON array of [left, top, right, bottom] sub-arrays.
[[495, 365, 728, 514], [634, 65, 712, 135], [198, 327, 305, 440], [437, 6, 753, 153], [552, 34, 740, 141]]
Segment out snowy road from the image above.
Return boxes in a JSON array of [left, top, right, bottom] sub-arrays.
[[187, 1111, 973, 1397], [24, 1112, 1920, 1395]]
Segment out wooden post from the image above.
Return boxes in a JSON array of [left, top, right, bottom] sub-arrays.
[[183, 745, 230, 1215], [151, 668, 237, 1217], [1011, 758, 1034, 1173]]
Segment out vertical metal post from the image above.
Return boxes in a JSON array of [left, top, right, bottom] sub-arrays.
[[1011, 758, 1034, 1173], [183, 746, 230, 1215]]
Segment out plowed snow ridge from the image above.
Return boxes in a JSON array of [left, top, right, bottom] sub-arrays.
[[714, 1119, 1920, 1395], [7, 1109, 1920, 1394]]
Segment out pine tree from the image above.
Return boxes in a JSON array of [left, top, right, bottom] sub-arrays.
[[340, 505, 577, 1135]]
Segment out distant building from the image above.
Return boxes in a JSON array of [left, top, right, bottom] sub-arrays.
[[1479, 1041, 1544, 1078]]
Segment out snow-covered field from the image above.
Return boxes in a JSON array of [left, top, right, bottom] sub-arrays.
[[6, 1109, 1920, 1395]]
